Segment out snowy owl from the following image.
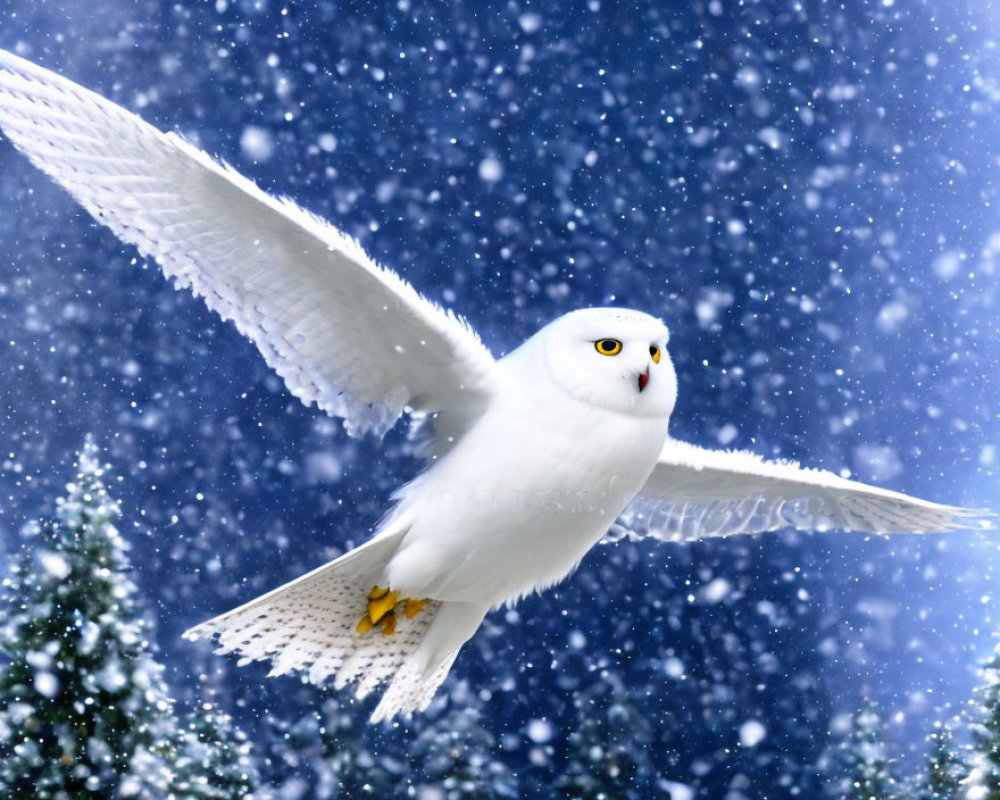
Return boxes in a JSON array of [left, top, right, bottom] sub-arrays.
[[0, 50, 988, 722]]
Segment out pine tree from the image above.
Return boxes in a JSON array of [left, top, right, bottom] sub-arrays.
[[0, 441, 174, 797], [404, 688, 518, 799], [319, 695, 397, 798], [834, 701, 903, 800], [169, 693, 268, 799], [557, 670, 658, 799], [964, 642, 1000, 799], [911, 724, 964, 800], [265, 695, 399, 798]]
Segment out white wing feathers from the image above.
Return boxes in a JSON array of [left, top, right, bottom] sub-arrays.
[[183, 527, 454, 723], [0, 49, 494, 437], [620, 438, 992, 542]]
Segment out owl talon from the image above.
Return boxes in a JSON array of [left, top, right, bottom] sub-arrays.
[[357, 586, 428, 635], [368, 585, 390, 600], [368, 589, 400, 624], [404, 598, 428, 618]]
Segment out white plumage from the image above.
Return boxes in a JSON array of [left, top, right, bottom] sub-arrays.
[[621, 439, 986, 542], [0, 49, 989, 722]]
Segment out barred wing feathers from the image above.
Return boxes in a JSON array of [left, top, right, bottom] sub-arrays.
[[0, 49, 494, 437], [620, 438, 991, 542], [183, 529, 453, 723]]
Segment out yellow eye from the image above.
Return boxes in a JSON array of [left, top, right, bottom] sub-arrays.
[[595, 338, 623, 356], [649, 345, 661, 363]]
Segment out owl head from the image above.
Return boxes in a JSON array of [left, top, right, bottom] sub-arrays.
[[532, 307, 677, 419]]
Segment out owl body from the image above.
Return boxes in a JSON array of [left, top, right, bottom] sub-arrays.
[[384, 319, 672, 606]]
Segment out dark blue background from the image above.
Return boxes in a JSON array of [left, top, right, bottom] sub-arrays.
[[0, 1, 997, 796]]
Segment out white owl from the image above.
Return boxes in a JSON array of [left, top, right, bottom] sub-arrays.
[[0, 50, 987, 722]]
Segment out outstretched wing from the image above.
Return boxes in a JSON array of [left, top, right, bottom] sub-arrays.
[[616, 438, 991, 542], [0, 49, 495, 438]]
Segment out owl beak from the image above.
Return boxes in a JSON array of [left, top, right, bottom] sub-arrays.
[[638, 369, 650, 392]]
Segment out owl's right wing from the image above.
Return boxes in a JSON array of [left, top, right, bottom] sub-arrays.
[[0, 49, 495, 438], [618, 438, 992, 542]]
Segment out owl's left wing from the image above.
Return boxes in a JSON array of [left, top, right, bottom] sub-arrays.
[[0, 49, 495, 438], [616, 438, 992, 542]]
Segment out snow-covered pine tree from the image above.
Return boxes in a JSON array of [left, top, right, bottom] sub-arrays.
[[964, 642, 1000, 800], [263, 694, 400, 798], [169, 691, 268, 800], [404, 687, 518, 799], [319, 695, 397, 798], [833, 701, 903, 800], [556, 670, 658, 799], [910, 724, 964, 800], [0, 440, 174, 798]]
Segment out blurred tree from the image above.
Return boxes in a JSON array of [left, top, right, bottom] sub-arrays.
[[404, 694, 518, 799], [963, 642, 1000, 800], [833, 701, 903, 800], [911, 725, 964, 800], [557, 670, 658, 799], [319, 695, 397, 798], [169, 692, 268, 799]]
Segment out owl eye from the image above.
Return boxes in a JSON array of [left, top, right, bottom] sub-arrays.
[[649, 344, 661, 363], [594, 338, 623, 356]]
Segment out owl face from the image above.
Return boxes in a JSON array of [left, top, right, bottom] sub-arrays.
[[539, 308, 677, 419]]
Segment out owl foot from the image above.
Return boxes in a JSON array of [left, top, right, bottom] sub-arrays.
[[404, 598, 427, 618], [356, 586, 429, 635]]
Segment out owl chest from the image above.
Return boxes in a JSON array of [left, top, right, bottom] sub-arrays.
[[494, 391, 659, 490], [390, 389, 668, 604], [421, 391, 665, 535]]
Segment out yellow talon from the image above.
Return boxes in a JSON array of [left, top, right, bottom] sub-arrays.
[[357, 586, 427, 636], [368, 589, 400, 624], [404, 598, 428, 618]]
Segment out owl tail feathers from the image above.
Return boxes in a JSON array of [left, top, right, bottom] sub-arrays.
[[183, 528, 488, 723]]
